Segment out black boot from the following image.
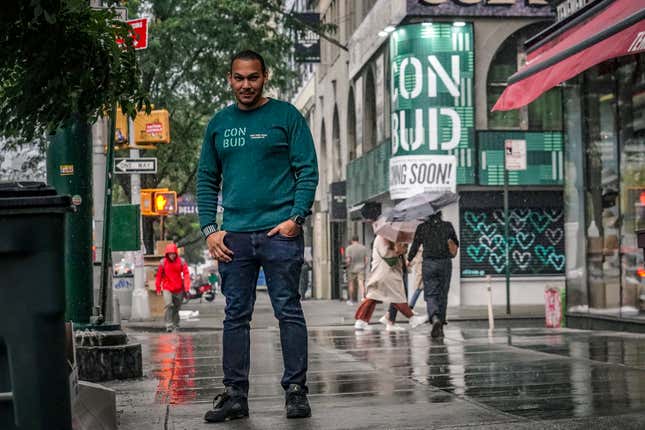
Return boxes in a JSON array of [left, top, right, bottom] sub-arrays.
[[285, 384, 311, 419], [204, 387, 249, 423], [430, 315, 443, 338]]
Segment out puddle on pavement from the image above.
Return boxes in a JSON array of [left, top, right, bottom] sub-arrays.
[[141, 326, 645, 419]]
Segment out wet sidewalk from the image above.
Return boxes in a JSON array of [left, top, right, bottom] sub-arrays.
[[124, 292, 545, 332], [109, 294, 645, 429]]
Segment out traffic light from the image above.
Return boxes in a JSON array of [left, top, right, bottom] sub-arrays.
[[134, 109, 170, 144], [153, 191, 177, 215]]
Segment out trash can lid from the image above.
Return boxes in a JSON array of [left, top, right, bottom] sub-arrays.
[[0, 182, 71, 210]]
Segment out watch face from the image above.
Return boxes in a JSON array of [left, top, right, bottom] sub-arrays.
[[293, 215, 305, 225]]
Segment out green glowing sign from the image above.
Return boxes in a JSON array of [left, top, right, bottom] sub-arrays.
[[389, 23, 475, 197]]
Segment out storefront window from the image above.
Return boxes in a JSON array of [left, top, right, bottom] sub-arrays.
[[487, 24, 563, 131], [618, 55, 645, 316], [583, 63, 620, 313], [565, 54, 645, 318]]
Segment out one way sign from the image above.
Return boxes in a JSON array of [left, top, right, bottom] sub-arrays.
[[114, 158, 157, 174]]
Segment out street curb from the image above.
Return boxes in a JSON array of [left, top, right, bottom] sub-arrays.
[[122, 315, 546, 333]]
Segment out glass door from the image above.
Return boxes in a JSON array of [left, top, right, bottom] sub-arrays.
[[583, 63, 621, 314]]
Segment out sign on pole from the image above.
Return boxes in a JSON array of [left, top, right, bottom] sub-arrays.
[[294, 13, 321, 63], [114, 158, 157, 174], [116, 18, 149, 50], [92, 6, 128, 21], [505, 139, 527, 171]]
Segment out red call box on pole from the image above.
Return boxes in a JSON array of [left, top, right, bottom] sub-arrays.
[[116, 18, 148, 51]]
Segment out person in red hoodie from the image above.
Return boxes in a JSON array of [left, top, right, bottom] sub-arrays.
[[155, 243, 190, 332]]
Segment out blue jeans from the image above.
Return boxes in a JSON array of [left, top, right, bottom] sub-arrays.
[[219, 230, 307, 395], [422, 259, 452, 323]]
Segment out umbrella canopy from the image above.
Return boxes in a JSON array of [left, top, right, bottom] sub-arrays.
[[386, 191, 460, 222], [372, 216, 421, 243]]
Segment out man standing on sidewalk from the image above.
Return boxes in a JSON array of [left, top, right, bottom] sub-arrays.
[[155, 243, 190, 332], [197, 50, 318, 422], [345, 236, 368, 304]]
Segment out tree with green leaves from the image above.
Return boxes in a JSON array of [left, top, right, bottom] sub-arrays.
[[117, 0, 329, 257], [0, 0, 148, 140]]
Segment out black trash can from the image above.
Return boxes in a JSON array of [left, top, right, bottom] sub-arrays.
[[0, 182, 72, 429]]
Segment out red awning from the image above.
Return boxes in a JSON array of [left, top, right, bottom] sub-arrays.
[[493, 0, 645, 112]]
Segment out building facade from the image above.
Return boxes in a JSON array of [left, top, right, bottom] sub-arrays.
[[299, 0, 568, 305], [523, 0, 645, 329]]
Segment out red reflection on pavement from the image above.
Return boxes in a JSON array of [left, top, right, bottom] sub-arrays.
[[153, 334, 197, 405]]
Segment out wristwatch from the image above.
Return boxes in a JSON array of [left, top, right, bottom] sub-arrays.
[[201, 223, 219, 239], [290, 215, 306, 226]]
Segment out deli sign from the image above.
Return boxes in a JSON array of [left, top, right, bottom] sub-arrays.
[[389, 23, 475, 198]]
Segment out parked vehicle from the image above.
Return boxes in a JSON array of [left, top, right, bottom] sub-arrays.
[[183, 278, 215, 303]]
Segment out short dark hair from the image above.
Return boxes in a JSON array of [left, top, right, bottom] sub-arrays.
[[230, 50, 267, 74], [351, 235, 359, 242]]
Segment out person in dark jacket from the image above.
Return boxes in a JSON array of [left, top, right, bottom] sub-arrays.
[[407, 211, 459, 338]]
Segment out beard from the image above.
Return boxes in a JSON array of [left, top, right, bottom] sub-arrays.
[[236, 84, 264, 107]]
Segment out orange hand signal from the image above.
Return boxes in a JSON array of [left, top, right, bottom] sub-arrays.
[[155, 194, 167, 212]]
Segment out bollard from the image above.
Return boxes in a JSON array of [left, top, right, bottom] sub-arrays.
[[486, 275, 495, 333]]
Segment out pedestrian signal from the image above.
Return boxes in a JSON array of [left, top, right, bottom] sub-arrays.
[[153, 191, 177, 215], [140, 191, 154, 216]]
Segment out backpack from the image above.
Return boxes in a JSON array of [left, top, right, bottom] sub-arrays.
[[160, 256, 187, 274]]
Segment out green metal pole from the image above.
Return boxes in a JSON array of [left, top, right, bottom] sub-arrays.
[[46, 118, 94, 324], [98, 107, 118, 324], [504, 166, 511, 315]]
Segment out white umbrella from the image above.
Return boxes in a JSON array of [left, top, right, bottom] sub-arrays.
[[372, 216, 421, 243], [387, 191, 460, 222]]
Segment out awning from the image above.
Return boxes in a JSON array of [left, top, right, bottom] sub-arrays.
[[493, 0, 645, 111]]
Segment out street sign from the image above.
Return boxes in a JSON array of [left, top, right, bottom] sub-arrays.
[[114, 158, 157, 174], [92, 6, 128, 21], [116, 18, 148, 50], [178, 194, 199, 215], [505, 139, 527, 171]]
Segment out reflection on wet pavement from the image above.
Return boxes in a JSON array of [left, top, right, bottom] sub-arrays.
[[122, 325, 645, 425]]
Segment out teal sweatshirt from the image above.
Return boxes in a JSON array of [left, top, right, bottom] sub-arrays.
[[197, 98, 318, 233]]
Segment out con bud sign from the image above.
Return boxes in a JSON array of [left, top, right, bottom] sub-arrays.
[[389, 23, 475, 199], [116, 18, 148, 50]]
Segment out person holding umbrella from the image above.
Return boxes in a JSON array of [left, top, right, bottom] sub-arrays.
[[380, 244, 426, 327], [354, 233, 427, 331]]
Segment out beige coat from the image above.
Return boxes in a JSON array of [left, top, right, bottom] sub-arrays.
[[365, 236, 407, 304]]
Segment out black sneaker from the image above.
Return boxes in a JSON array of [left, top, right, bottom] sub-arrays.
[[430, 315, 443, 338], [285, 384, 311, 419], [204, 387, 249, 423]]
